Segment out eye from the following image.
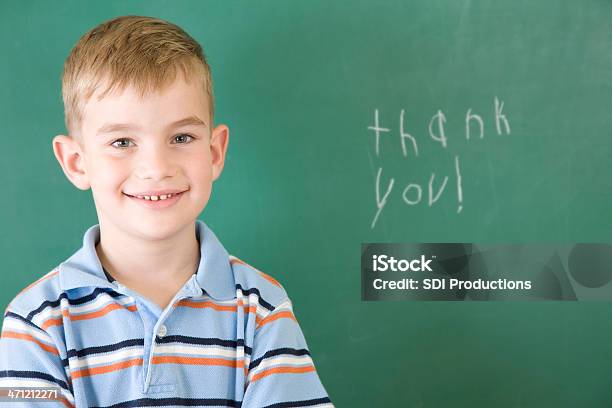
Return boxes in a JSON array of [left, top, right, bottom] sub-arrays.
[[111, 138, 135, 149], [173, 133, 194, 144]]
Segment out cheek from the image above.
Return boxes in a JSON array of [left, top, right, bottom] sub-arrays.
[[191, 168, 213, 192], [190, 151, 214, 180], [88, 156, 129, 191]]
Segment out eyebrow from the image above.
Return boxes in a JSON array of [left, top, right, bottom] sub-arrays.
[[96, 115, 207, 136]]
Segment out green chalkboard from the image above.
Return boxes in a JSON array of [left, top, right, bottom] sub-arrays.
[[2, 1, 612, 406]]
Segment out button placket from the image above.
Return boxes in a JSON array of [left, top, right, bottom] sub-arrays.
[[144, 286, 196, 393]]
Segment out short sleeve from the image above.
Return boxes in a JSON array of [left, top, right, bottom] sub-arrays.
[[0, 309, 75, 407], [242, 298, 333, 408]]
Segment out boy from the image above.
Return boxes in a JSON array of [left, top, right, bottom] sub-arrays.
[[0, 15, 333, 408]]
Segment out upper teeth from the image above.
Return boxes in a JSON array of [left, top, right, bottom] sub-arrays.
[[136, 193, 175, 201]]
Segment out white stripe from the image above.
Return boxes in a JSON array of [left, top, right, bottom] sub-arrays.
[[179, 298, 236, 307], [31, 305, 62, 328], [29, 294, 134, 327], [271, 299, 292, 312], [252, 355, 313, 372], [201, 298, 236, 306], [236, 292, 278, 319], [2, 318, 54, 346], [66, 294, 133, 315], [155, 344, 239, 359], [257, 299, 294, 324], [0, 378, 57, 387], [195, 288, 283, 322], [187, 292, 270, 321], [69, 346, 143, 369], [248, 355, 314, 382]]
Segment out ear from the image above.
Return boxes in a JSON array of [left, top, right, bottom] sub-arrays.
[[52, 135, 91, 190], [210, 124, 229, 181]]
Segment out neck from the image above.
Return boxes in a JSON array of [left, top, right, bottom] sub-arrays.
[[95, 220, 200, 288]]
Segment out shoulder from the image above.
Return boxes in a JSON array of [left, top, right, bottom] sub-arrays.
[[3, 264, 96, 327], [1, 266, 75, 356], [228, 255, 290, 311], [4, 267, 64, 322]]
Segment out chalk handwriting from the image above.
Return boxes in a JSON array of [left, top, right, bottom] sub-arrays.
[[367, 97, 509, 228]]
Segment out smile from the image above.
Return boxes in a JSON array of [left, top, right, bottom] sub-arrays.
[[123, 191, 186, 209], [134, 193, 176, 201]]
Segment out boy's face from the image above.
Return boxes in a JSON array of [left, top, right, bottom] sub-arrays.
[[53, 76, 228, 241]]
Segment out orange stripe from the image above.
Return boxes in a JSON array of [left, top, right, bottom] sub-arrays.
[[229, 257, 245, 266], [243, 305, 257, 315], [44, 394, 75, 408], [15, 270, 59, 297], [177, 299, 258, 317], [59, 396, 75, 408], [152, 356, 244, 368], [1, 331, 59, 355], [68, 303, 137, 322], [257, 310, 296, 328], [39, 303, 137, 330], [257, 271, 281, 287], [229, 257, 281, 287], [40, 317, 63, 330], [251, 365, 315, 382], [237, 299, 259, 317], [176, 300, 237, 312], [72, 358, 143, 379]]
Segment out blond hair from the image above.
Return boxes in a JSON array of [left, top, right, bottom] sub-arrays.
[[62, 15, 213, 137]]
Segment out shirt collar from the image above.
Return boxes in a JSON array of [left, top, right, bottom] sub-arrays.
[[59, 220, 236, 301]]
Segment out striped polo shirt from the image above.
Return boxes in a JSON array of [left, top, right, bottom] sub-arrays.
[[0, 220, 333, 407]]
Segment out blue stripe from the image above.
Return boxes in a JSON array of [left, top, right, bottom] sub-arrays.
[[0, 369, 72, 393], [91, 397, 242, 407], [154, 335, 248, 351], [263, 397, 332, 408], [26, 288, 125, 321], [249, 348, 311, 371], [66, 338, 144, 359], [2, 311, 46, 332], [235, 285, 275, 311]]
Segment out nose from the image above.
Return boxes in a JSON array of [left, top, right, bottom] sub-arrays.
[[134, 144, 178, 181]]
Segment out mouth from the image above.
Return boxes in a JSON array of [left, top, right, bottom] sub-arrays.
[[123, 191, 186, 201], [123, 190, 187, 209]]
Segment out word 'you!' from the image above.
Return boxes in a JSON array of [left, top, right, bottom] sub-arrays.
[[368, 97, 512, 229]]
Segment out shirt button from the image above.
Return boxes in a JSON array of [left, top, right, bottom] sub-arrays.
[[157, 324, 167, 338]]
